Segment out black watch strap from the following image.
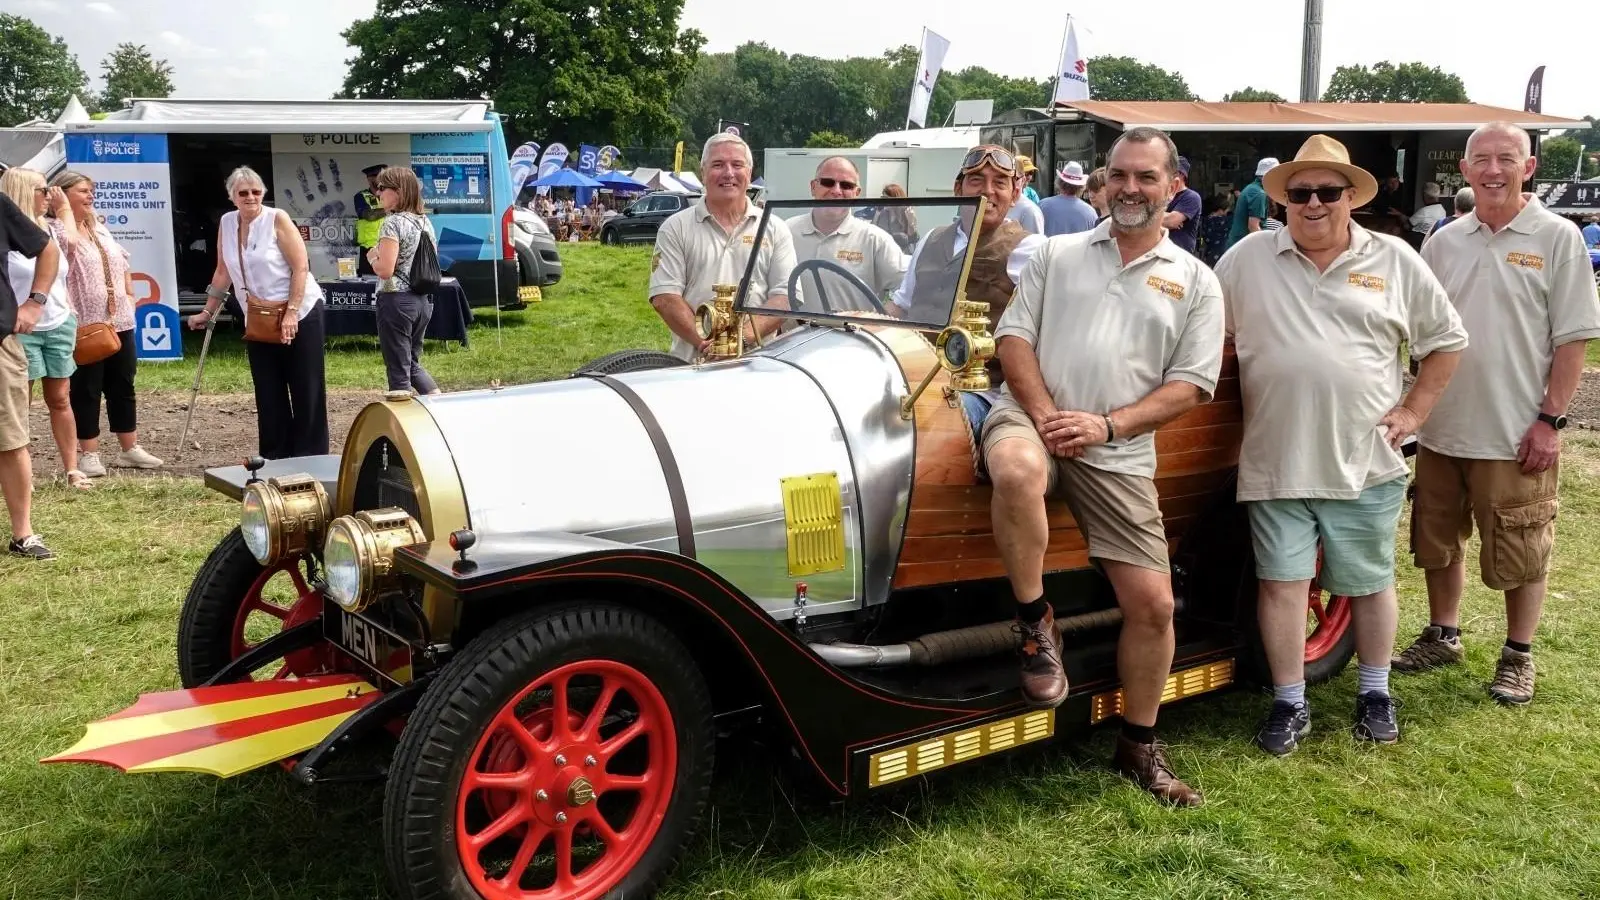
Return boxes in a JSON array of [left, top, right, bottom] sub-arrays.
[[25, 291, 48, 305], [1538, 412, 1568, 430]]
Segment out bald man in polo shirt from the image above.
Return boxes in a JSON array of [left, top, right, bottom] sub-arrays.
[[983, 126, 1224, 807], [1215, 134, 1466, 756], [787, 156, 907, 306], [1399, 122, 1600, 707], [648, 132, 796, 361]]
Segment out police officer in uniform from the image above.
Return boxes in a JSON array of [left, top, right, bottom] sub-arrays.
[[355, 164, 386, 276]]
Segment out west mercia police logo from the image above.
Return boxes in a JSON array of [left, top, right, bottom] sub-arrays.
[[1505, 251, 1545, 270], [1145, 275, 1185, 301], [1347, 272, 1386, 292]]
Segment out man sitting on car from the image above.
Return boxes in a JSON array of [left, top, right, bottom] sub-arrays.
[[648, 132, 796, 362], [983, 127, 1224, 807], [892, 145, 1044, 433], [786, 157, 908, 308]]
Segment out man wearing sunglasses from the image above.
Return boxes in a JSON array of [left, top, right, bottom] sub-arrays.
[[891, 145, 1043, 429], [983, 127, 1223, 807], [786, 157, 908, 305], [1214, 134, 1466, 756]]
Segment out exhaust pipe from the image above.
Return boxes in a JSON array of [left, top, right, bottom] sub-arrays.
[[809, 607, 1126, 669]]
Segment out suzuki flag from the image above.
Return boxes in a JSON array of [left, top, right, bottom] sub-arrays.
[[905, 28, 951, 128], [1050, 17, 1089, 105]]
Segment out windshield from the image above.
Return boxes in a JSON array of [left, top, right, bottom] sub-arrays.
[[733, 197, 984, 332]]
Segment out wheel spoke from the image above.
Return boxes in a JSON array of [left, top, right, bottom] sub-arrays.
[[586, 810, 622, 846], [1308, 594, 1328, 628], [599, 719, 647, 762], [553, 824, 577, 892], [245, 597, 290, 622], [463, 769, 530, 792], [468, 804, 527, 850], [497, 708, 548, 758], [577, 681, 620, 742], [600, 773, 649, 793], [286, 563, 311, 596], [550, 673, 571, 743], [496, 823, 549, 890]]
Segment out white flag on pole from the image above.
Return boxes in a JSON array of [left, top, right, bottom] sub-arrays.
[[906, 28, 951, 128], [1050, 17, 1089, 105]]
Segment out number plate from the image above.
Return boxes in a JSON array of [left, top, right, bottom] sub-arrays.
[[324, 605, 411, 685]]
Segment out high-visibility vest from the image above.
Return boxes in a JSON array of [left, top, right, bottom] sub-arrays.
[[356, 191, 382, 247]]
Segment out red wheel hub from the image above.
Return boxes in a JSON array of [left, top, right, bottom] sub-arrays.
[[232, 558, 330, 679], [1304, 549, 1352, 663], [456, 660, 677, 900]]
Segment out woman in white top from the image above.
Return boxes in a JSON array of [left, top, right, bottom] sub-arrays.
[[0, 168, 88, 489], [188, 166, 328, 459]]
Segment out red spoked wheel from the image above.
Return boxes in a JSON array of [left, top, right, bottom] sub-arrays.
[[384, 603, 713, 900], [1302, 546, 1357, 683], [230, 556, 328, 679]]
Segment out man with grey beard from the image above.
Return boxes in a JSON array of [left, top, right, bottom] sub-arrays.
[[981, 126, 1224, 806]]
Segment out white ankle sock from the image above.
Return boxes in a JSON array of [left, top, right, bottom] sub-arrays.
[[1357, 663, 1391, 697], [1273, 681, 1306, 706]]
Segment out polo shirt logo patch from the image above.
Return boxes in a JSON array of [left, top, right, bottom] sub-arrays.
[[836, 249, 864, 264], [1505, 251, 1545, 270], [1347, 272, 1386, 292], [1145, 275, 1185, 301]]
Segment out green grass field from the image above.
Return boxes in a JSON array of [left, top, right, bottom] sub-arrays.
[[4, 242, 1600, 897], [134, 243, 671, 395]]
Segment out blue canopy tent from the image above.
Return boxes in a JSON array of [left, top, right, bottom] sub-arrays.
[[595, 170, 647, 191], [530, 168, 603, 189]]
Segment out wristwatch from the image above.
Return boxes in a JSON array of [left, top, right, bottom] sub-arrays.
[[1537, 412, 1569, 430], [25, 291, 47, 306]]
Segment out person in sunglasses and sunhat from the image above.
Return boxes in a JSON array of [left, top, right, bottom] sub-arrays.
[[890, 144, 1044, 430], [1213, 134, 1467, 757]]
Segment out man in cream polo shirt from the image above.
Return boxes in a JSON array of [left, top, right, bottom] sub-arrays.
[[787, 156, 907, 307], [648, 132, 796, 362], [982, 126, 1224, 808], [1398, 122, 1600, 707], [1215, 135, 1467, 757]]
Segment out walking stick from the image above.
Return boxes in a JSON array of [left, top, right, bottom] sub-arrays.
[[175, 312, 220, 460]]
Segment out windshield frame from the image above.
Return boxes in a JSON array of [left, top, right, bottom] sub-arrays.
[[733, 196, 987, 331]]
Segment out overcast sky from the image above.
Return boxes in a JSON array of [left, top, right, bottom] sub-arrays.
[[10, 0, 1594, 124]]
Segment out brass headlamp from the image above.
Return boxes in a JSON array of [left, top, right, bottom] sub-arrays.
[[322, 508, 427, 613], [239, 474, 332, 566], [901, 299, 998, 418], [695, 282, 744, 361]]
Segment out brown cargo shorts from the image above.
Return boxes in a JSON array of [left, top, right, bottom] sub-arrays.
[[981, 406, 1169, 572], [1410, 445, 1560, 591], [0, 336, 28, 454]]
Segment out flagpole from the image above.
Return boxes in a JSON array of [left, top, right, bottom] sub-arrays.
[[1050, 15, 1071, 106], [907, 25, 925, 130]]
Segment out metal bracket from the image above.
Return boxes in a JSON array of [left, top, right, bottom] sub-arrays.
[[291, 676, 432, 785], [201, 620, 323, 687]]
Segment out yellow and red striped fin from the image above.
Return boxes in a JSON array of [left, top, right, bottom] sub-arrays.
[[43, 674, 381, 778]]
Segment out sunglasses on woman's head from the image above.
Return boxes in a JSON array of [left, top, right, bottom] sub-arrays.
[[1284, 185, 1350, 204]]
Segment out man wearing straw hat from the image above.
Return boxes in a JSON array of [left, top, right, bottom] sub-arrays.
[[1214, 134, 1467, 756]]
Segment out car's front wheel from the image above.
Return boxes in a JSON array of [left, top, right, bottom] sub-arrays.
[[383, 603, 714, 900], [601, 227, 619, 245]]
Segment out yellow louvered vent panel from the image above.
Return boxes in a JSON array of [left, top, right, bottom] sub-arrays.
[[781, 473, 845, 576]]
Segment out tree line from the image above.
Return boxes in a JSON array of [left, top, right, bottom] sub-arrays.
[[3, 3, 1595, 180]]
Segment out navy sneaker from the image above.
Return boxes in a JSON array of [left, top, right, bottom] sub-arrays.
[[8, 534, 55, 560], [1255, 699, 1311, 756], [1353, 691, 1400, 743]]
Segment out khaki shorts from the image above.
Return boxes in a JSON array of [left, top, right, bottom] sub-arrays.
[[981, 406, 1169, 572], [0, 336, 28, 453], [1410, 445, 1560, 591]]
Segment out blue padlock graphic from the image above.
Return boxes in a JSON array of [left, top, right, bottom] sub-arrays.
[[136, 304, 181, 361]]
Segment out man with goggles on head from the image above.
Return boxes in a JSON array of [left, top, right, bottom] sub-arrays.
[[891, 145, 1044, 432], [786, 156, 908, 307]]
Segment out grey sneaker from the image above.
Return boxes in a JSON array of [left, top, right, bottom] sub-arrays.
[[8, 534, 55, 560], [1353, 692, 1401, 744], [78, 451, 106, 477], [1489, 646, 1535, 706], [1392, 625, 1464, 673], [114, 445, 163, 469]]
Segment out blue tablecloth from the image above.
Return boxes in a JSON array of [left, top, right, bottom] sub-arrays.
[[319, 277, 474, 346]]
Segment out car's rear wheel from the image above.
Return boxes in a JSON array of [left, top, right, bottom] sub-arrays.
[[574, 350, 684, 376], [383, 602, 713, 900], [176, 527, 332, 687]]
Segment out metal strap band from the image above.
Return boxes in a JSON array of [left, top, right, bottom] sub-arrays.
[[576, 372, 697, 559]]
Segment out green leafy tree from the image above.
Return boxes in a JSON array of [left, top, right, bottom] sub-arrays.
[[805, 130, 858, 148], [1223, 87, 1286, 102], [98, 43, 175, 112], [0, 14, 89, 125], [1558, 117, 1600, 153], [1535, 136, 1600, 181], [1321, 61, 1468, 103], [341, 0, 704, 146], [1086, 56, 1195, 101]]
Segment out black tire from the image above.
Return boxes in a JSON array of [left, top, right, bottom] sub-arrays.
[[176, 527, 265, 687], [575, 349, 684, 376], [1238, 554, 1357, 686], [601, 228, 619, 245], [383, 602, 714, 900]]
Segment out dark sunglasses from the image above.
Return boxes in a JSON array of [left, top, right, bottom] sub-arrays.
[[816, 177, 858, 190], [235, 188, 264, 197], [1284, 185, 1350, 204], [960, 147, 1016, 176]]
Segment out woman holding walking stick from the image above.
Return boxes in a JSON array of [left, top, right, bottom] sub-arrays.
[[188, 166, 328, 459]]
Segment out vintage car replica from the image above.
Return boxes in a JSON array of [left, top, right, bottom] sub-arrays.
[[47, 198, 1359, 900]]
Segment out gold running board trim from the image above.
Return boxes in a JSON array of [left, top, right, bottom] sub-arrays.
[[1090, 659, 1236, 725], [867, 709, 1055, 788]]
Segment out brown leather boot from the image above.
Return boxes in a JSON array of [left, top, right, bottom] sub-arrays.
[[1016, 606, 1067, 708], [1113, 735, 1203, 807]]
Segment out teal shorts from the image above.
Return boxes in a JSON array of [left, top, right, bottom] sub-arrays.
[[16, 317, 76, 381], [1246, 477, 1407, 596]]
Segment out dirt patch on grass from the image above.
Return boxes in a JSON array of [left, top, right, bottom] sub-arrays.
[[23, 389, 380, 482]]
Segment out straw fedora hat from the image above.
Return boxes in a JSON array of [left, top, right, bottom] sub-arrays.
[[1263, 134, 1378, 208]]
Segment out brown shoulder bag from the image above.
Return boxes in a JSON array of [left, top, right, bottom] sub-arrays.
[[236, 214, 289, 343], [73, 228, 121, 366]]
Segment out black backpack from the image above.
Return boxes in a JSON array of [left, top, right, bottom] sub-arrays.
[[406, 216, 442, 295]]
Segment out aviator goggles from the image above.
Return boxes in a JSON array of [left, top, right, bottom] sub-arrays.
[[958, 146, 1018, 177]]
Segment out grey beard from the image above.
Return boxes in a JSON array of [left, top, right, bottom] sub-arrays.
[[1110, 195, 1159, 229]]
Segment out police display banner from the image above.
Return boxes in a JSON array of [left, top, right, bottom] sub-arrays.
[[63, 133, 181, 361], [413, 153, 490, 214], [270, 132, 412, 281]]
